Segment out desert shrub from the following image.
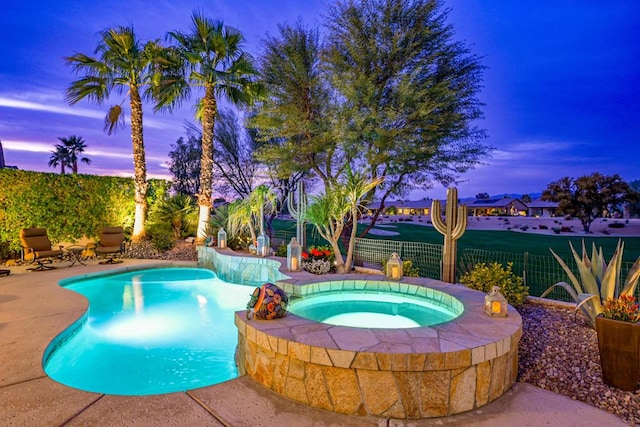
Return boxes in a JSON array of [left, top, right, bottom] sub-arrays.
[[145, 224, 175, 252], [520, 225, 529, 231], [608, 222, 624, 228], [379, 259, 420, 277], [560, 226, 572, 232], [403, 260, 419, 277], [539, 224, 548, 230], [460, 262, 528, 307], [552, 227, 561, 234], [275, 241, 287, 257]]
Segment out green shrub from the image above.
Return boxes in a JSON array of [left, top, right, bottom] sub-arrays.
[[460, 262, 528, 307], [379, 259, 420, 277], [0, 169, 169, 251], [275, 241, 287, 257], [146, 225, 175, 252], [403, 260, 420, 277]]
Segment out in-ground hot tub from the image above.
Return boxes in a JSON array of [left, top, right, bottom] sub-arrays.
[[288, 286, 463, 328], [197, 247, 522, 420], [235, 278, 522, 419]]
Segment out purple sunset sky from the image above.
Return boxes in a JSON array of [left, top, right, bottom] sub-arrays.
[[1, 0, 638, 200]]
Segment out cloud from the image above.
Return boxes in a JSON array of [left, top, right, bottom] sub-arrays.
[[0, 92, 175, 130], [0, 96, 103, 120]]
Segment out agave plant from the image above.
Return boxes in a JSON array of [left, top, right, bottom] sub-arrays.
[[541, 239, 640, 328]]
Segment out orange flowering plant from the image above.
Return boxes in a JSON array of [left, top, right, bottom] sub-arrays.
[[601, 295, 640, 323], [301, 245, 334, 262]]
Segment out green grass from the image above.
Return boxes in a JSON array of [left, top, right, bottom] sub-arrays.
[[272, 219, 640, 262]]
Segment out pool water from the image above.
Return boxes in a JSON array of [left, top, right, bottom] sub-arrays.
[[288, 291, 460, 328], [44, 268, 253, 395]]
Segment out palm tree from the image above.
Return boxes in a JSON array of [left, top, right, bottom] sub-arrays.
[[65, 26, 156, 241], [58, 135, 91, 174], [154, 12, 264, 241], [48, 144, 70, 174]]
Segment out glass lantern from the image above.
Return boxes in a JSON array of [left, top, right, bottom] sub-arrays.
[[257, 233, 270, 257], [217, 228, 227, 249], [385, 252, 403, 280], [484, 286, 508, 317], [287, 237, 302, 271]]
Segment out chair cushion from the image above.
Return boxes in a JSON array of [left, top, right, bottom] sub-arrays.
[[98, 227, 124, 252], [20, 228, 53, 251]]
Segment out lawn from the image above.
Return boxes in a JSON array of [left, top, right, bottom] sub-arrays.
[[272, 219, 640, 262]]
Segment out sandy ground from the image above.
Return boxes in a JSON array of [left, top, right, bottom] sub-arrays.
[[367, 216, 640, 237]]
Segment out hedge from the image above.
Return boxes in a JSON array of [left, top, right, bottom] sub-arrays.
[[0, 169, 169, 257]]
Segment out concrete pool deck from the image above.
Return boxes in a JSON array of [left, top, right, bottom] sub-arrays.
[[0, 259, 626, 426]]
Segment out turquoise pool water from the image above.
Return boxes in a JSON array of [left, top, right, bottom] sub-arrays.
[[288, 291, 461, 328], [44, 267, 252, 396]]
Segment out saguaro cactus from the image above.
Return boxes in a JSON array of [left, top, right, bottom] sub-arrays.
[[287, 182, 308, 250], [431, 187, 467, 283]]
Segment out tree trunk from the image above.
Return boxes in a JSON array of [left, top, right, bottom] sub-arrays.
[[129, 86, 148, 242], [196, 85, 217, 241]]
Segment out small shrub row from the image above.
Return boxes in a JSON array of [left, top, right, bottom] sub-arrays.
[[460, 262, 528, 307]]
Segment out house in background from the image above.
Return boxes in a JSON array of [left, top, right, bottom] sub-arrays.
[[366, 199, 433, 216], [526, 198, 559, 217], [368, 196, 558, 217], [465, 197, 528, 216], [0, 140, 18, 169]]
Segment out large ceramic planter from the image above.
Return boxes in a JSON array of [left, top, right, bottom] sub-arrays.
[[595, 316, 640, 391]]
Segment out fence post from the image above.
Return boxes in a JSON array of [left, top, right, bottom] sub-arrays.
[[523, 251, 528, 288]]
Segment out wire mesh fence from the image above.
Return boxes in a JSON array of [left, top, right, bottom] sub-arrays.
[[270, 229, 638, 303], [353, 239, 639, 302]]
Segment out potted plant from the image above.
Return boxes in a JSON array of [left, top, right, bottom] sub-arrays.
[[542, 239, 640, 328], [595, 295, 640, 391]]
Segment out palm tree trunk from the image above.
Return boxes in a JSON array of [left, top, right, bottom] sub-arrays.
[[129, 86, 148, 241], [196, 85, 216, 240]]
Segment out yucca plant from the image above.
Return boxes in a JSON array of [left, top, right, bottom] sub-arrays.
[[541, 239, 640, 328]]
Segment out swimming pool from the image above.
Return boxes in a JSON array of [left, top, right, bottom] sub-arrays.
[[44, 267, 252, 395]]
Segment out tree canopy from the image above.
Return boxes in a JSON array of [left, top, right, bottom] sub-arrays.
[[541, 173, 637, 232], [253, 0, 491, 236]]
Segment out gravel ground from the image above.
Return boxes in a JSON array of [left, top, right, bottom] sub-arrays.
[[127, 243, 640, 425], [518, 303, 640, 425]]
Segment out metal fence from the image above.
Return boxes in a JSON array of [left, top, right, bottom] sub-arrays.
[[269, 230, 638, 303], [352, 238, 638, 303]]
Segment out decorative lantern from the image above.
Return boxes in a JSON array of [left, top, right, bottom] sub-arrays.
[[484, 286, 508, 317], [287, 237, 302, 271], [217, 228, 227, 249], [386, 252, 403, 280], [257, 233, 270, 257]]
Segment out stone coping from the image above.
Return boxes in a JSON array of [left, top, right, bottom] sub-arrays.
[[237, 278, 521, 366]]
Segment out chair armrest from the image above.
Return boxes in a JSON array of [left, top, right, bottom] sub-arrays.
[[21, 247, 34, 261]]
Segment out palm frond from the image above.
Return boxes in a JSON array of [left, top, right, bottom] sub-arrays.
[[104, 105, 125, 135]]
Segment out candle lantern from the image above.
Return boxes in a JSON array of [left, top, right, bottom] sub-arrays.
[[287, 237, 302, 271], [257, 233, 270, 257], [385, 252, 403, 280], [217, 228, 227, 249], [484, 286, 508, 317]]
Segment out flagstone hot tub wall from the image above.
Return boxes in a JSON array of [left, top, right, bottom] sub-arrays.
[[235, 278, 522, 419]]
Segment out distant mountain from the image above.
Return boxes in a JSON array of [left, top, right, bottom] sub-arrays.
[[461, 193, 542, 202]]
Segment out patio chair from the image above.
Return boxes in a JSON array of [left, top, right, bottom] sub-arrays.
[[96, 226, 126, 264], [20, 227, 64, 271]]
